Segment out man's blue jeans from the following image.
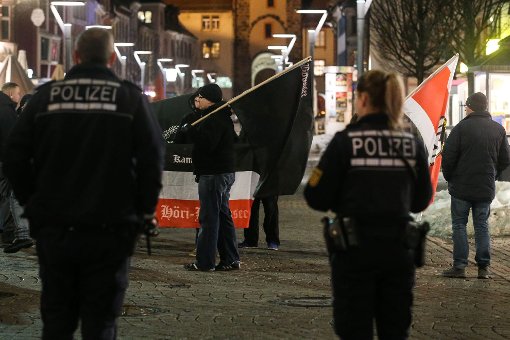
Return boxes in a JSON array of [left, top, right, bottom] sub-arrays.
[[450, 196, 491, 269], [196, 173, 239, 270]]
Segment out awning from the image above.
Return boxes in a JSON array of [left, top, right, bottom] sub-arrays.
[[0, 54, 34, 94]]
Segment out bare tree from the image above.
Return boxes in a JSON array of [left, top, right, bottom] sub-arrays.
[[450, 0, 507, 95], [370, 0, 455, 83]]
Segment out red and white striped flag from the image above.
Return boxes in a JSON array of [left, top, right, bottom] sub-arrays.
[[157, 171, 259, 228], [403, 54, 459, 199]]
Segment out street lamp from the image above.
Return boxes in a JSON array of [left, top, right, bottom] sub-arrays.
[[133, 51, 152, 91], [114, 43, 134, 79], [268, 45, 288, 72], [191, 69, 204, 88], [50, 1, 85, 72], [356, 0, 372, 76], [175, 64, 189, 94], [272, 33, 296, 69], [85, 25, 112, 30], [207, 73, 217, 84], [157, 58, 173, 98]]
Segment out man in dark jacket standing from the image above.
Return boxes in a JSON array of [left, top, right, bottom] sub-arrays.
[[442, 92, 510, 279], [183, 84, 240, 272], [0, 82, 34, 253], [3, 28, 164, 339], [0, 82, 19, 240]]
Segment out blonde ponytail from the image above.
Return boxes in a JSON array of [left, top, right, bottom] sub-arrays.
[[384, 73, 403, 130], [356, 70, 404, 130]]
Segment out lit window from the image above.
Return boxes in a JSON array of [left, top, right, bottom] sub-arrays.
[[138, 11, 152, 23], [145, 11, 152, 24], [202, 41, 220, 59], [315, 30, 326, 47], [314, 59, 325, 76], [211, 42, 220, 58]]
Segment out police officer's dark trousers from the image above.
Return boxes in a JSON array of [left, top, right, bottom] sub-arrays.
[[34, 222, 137, 340], [330, 222, 415, 340]]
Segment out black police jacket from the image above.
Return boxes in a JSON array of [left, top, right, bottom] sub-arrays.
[[2, 63, 165, 225], [188, 102, 236, 175], [305, 113, 432, 221], [442, 111, 510, 202]]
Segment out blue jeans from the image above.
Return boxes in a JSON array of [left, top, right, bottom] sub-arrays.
[[196, 173, 239, 270], [450, 196, 491, 269]]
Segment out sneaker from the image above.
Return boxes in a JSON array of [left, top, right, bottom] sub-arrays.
[[4, 238, 34, 254], [478, 266, 491, 279], [183, 263, 214, 272], [441, 266, 466, 278], [215, 261, 241, 271], [267, 242, 279, 251], [238, 241, 257, 248]]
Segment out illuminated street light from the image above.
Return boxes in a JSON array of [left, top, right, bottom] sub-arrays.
[[133, 51, 152, 91], [272, 33, 296, 70], [296, 9, 328, 115], [85, 25, 112, 30], [157, 58, 173, 98], [191, 69, 204, 88], [191, 69, 204, 78], [207, 72, 217, 84], [296, 9, 328, 42], [175, 64, 189, 77], [174, 64, 189, 95], [268, 45, 287, 72], [114, 43, 134, 79], [50, 1, 85, 72]]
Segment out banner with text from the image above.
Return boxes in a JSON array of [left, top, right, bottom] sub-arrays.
[[157, 143, 258, 228]]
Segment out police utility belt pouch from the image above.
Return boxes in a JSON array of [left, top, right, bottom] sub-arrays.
[[322, 216, 359, 252], [405, 220, 430, 268]]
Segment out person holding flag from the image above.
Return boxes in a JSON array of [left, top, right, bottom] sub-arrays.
[[304, 70, 432, 339], [182, 84, 241, 272]]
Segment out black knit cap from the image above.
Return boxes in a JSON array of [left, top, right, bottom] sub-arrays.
[[199, 83, 222, 103], [465, 92, 487, 112]]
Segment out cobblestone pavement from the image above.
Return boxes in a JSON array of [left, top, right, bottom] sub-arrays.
[[0, 187, 509, 339]]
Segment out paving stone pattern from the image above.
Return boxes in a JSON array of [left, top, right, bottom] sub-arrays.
[[0, 189, 509, 339]]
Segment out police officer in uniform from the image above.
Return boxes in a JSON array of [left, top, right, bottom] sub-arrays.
[[3, 28, 164, 339], [305, 70, 432, 339]]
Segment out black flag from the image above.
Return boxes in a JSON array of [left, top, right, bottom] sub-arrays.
[[230, 60, 313, 197], [150, 58, 314, 197]]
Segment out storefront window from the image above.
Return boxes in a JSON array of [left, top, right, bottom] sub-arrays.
[[475, 72, 510, 132], [489, 73, 510, 132]]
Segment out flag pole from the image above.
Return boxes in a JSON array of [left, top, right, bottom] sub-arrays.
[[191, 56, 312, 126], [405, 53, 459, 100]]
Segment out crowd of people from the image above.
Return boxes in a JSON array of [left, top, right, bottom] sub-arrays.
[[1, 26, 509, 340]]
